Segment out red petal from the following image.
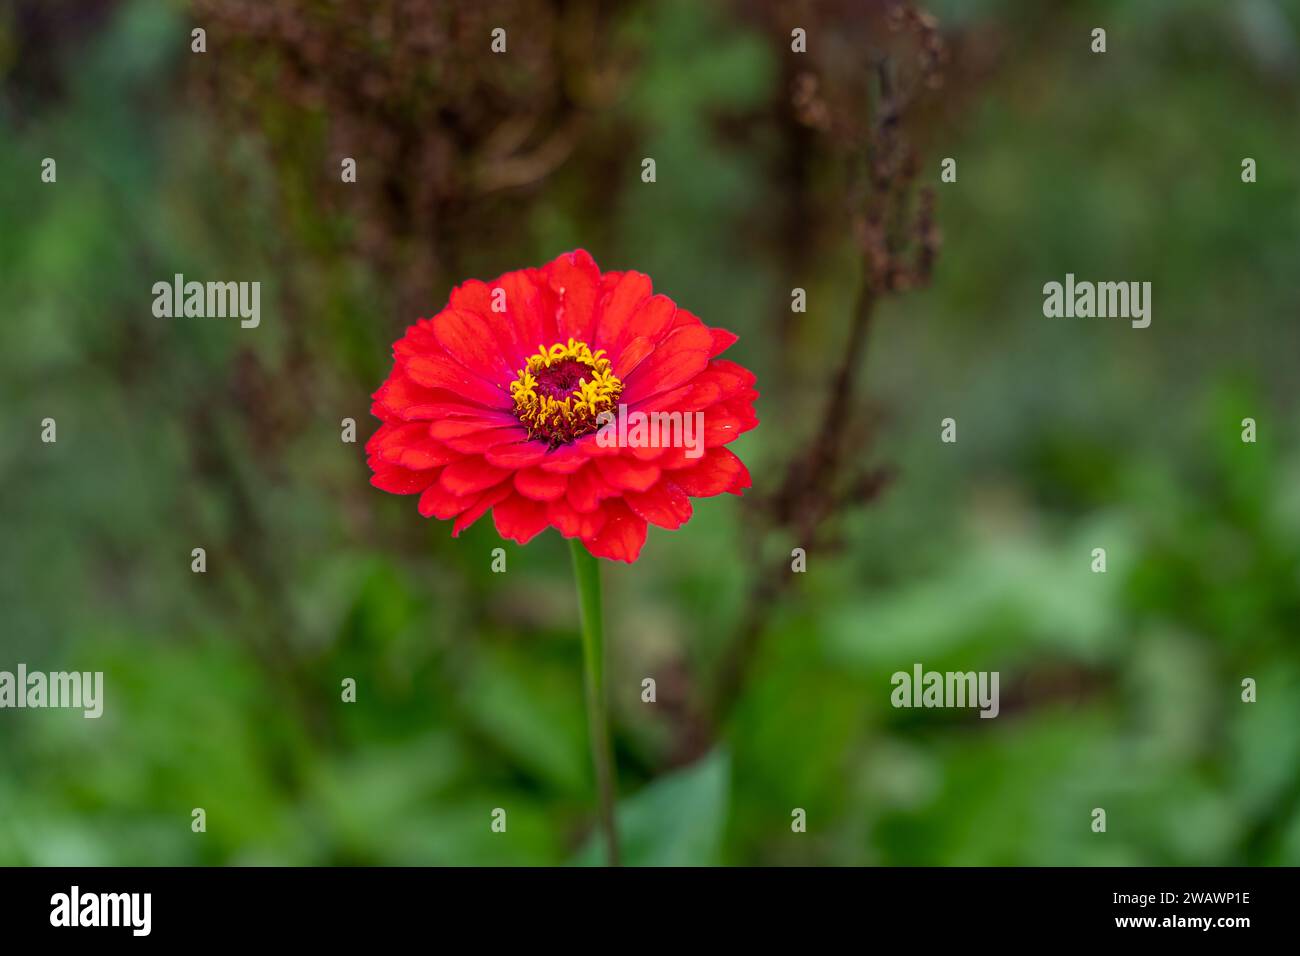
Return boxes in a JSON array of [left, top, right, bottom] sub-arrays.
[[595, 455, 661, 492], [626, 359, 757, 415], [697, 359, 757, 401], [726, 454, 752, 494], [450, 278, 529, 370], [418, 481, 477, 519], [452, 481, 513, 536], [429, 414, 518, 440], [496, 268, 556, 353], [514, 467, 569, 502], [371, 463, 440, 495], [620, 323, 714, 405], [485, 440, 552, 469], [594, 273, 655, 354], [625, 480, 693, 529], [405, 352, 511, 409], [547, 498, 608, 538], [492, 492, 551, 544], [448, 278, 493, 316], [442, 425, 529, 454], [581, 500, 648, 563], [566, 462, 618, 512], [434, 307, 517, 384], [683, 381, 726, 412], [452, 274, 533, 369], [548, 250, 602, 345], [372, 425, 463, 470], [440, 457, 512, 496], [708, 327, 739, 357], [671, 447, 746, 497], [392, 317, 441, 360], [537, 443, 590, 474], [627, 381, 707, 415], [372, 369, 465, 422], [612, 335, 656, 379], [649, 444, 698, 471], [667, 307, 705, 331], [572, 431, 623, 458], [619, 289, 676, 346], [365, 421, 418, 457], [702, 402, 758, 448], [398, 400, 506, 420], [627, 442, 666, 461]]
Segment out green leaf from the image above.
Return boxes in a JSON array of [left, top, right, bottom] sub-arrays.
[[572, 749, 730, 866]]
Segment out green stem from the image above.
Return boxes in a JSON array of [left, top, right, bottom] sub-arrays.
[[570, 539, 620, 866]]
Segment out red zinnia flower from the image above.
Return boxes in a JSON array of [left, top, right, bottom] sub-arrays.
[[367, 250, 758, 562]]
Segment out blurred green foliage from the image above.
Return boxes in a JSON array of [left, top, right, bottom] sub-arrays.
[[1, 0, 1298, 865]]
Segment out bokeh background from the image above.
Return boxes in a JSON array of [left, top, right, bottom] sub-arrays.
[[2, 0, 1299, 865]]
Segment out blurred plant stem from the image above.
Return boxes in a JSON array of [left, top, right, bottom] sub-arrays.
[[570, 541, 620, 866], [709, 9, 946, 726]]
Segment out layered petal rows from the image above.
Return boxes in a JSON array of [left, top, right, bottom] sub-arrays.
[[367, 250, 758, 562]]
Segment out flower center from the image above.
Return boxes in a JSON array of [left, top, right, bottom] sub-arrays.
[[509, 339, 623, 445]]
